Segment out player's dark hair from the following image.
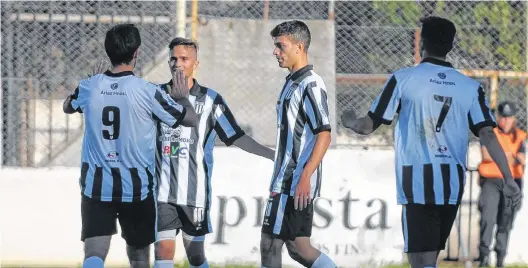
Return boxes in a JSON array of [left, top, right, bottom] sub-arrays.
[[420, 16, 456, 57], [169, 37, 199, 53], [270, 20, 311, 52], [104, 24, 141, 66]]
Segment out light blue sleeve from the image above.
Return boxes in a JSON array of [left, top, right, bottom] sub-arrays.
[[149, 84, 186, 128], [368, 75, 401, 124], [70, 80, 90, 113], [468, 85, 496, 136]]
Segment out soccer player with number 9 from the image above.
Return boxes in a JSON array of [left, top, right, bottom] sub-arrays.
[[341, 16, 522, 268], [63, 24, 197, 268]]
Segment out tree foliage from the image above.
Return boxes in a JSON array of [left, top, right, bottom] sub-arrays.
[[373, 1, 525, 71]]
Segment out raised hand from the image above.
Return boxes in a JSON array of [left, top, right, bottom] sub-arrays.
[[169, 68, 189, 100]]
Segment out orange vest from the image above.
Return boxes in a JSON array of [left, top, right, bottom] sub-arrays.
[[478, 127, 527, 179]]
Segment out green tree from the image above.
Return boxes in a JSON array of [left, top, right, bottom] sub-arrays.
[[373, 1, 525, 71]]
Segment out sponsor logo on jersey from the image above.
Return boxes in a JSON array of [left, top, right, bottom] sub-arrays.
[[107, 151, 119, 158], [163, 145, 188, 158], [101, 83, 125, 95], [429, 77, 456, 86], [101, 90, 126, 96], [105, 151, 122, 163], [435, 145, 452, 158], [159, 125, 195, 144]]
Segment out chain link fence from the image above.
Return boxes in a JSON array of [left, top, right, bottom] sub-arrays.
[[2, 1, 527, 167]]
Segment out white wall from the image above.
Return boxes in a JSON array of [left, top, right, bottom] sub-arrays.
[[1, 148, 527, 267]]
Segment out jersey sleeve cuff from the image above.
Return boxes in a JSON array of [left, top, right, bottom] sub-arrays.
[[313, 124, 331, 134], [470, 120, 497, 137], [171, 107, 187, 128], [367, 111, 391, 125], [223, 130, 246, 147], [70, 102, 83, 113]]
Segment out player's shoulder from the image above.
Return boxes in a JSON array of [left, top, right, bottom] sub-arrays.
[[136, 77, 163, 93], [203, 86, 226, 105], [391, 66, 415, 80], [198, 83, 218, 97], [300, 69, 326, 89], [189, 80, 220, 100], [78, 73, 104, 89]]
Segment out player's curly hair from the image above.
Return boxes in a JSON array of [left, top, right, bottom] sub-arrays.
[[270, 20, 311, 52], [168, 37, 199, 52], [420, 16, 456, 57]]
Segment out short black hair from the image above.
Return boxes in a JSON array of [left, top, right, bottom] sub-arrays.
[[420, 16, 456, 57], [104, 24, 141, 66], [168, 37, 199, 53], [270, 20, 311, 52]]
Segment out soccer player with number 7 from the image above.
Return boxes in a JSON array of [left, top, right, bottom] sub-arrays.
[[341, 16, 522, 268], [63, 24, 197, 268]]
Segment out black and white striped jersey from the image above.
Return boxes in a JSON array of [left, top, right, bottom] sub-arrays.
[[269, 65, 331, 198], [155, 79, 245, 208]]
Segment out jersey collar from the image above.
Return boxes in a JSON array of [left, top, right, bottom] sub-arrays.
[[165, 78, 205, 97], [104, 70, 135, 77], [421, 58, 453, 68], [286, 64, 313, 81]]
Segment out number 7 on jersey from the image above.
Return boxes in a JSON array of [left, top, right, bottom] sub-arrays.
[[433, 95, 452, 132]]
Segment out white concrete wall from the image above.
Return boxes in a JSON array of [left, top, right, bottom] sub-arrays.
[[2, 148, 527, 267]]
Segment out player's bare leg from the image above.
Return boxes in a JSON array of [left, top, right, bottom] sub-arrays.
[[154, 233, 177, 268], [407, 251, 439, 268], [285, 237, 336, 268], [126, 244, 150, 268], [182, 232, 209, 267], [260, 233, 285, 268], [83, 236, 111, 268]]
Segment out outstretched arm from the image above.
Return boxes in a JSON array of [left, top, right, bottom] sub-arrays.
[[341, 110, 383, 135], [171, 97, 197, 127], [342, 75, 400, 135], [233, 134, 274, 160]]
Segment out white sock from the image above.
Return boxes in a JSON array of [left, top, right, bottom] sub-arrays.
[[154, 260, 174, 268], [190, 260, 210, 268], [312, 253, 337, 268], [83, 256, 104, 268]]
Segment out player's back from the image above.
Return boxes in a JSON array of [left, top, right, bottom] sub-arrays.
[[370, 58, 495, 205], [73, 71, 180, 202], [394, 60, 483, 165]]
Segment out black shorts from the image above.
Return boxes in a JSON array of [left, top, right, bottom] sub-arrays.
[[81, 195, 156, 248], [401, 204, 459, 253], [261, 192, 314, 241], [156, 202, 211, 240]]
